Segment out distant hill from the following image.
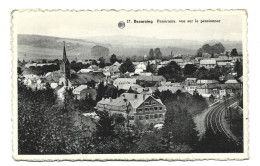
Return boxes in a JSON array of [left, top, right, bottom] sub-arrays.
[[17, 34, 242, 61]]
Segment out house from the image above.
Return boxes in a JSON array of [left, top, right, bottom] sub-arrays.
[[113, 78, 137, 87], [77, 69, 94, 73], [138, 72, 152, 76], [217, 62, 234, 68], [135, 76, 166, 87], [201, 93, 214, 101], [55, 85, 67, 101], [185, 78, 197, 85], [200, 59, 216, 69], [134, 62, 147, 71], [79, 88, 97, 100], [160, 82, 181, 87], [72, 85, 88, 99], [158, 86, 183, 93], [96, 93, 167, 127], [225, 79, 239, 84], [119, 83, 142, 91], [134, 68, 144, 74], [136, 87, 155, 95], [196, 79, 219, 85], [186, 85, 197, 94], [105, 61, 121, 74]]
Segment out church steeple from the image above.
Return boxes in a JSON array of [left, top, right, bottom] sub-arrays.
[[60, 41, 71, 86], [63, 41, 68, 62]]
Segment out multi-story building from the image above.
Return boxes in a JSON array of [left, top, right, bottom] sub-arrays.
[[96, 93, 167, 127], [199, 59, 216, 69]]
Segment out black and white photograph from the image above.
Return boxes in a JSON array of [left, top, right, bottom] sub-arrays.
[[11, 10, 248, 160]]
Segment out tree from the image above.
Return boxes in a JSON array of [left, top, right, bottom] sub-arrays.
[[154, 48, 162, 59], [96, 81, 106, 102], [99, 57, 106, 68], [85, 93, 96, 107], [92, 60, 98, 66], [146, 61, 156, 73], [231, 48, 239, 57], [198, 43, 225, 54], [234, 59, 243, 78], [110, 54, 118, 64], [86, 80, 96, 89], [149, 49, 154, 60], [225, 51, 229, 57], [184, 64, 197, 76], [18, 67, 22, 75], [162, 92, 202, 149], [119, 58, 135, 73], [158, 61, 183, 81]]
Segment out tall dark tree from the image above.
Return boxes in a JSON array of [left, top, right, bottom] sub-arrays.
[[154, 48, 162, 59], [119, 58, 135, 73], [110, 54, 118, 64], [234, 59, 243, 78], [98, 57, 106, 68], [184, 64, 198, 76], [231, 48, 239, 57], [158, 61, 183, 81], [96, 81, 106, 102], [149, 49, 154, 60]]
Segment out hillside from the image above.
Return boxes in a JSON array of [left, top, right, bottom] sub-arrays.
[[17, 34, 241, 62]]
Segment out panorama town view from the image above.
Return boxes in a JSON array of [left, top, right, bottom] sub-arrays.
[[17, 34, 243, 154]]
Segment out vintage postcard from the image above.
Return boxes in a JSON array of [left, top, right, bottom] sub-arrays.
[[12, 10, 248, 161]]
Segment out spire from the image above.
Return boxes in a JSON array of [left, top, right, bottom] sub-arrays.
[[63, 41, 67, 62]]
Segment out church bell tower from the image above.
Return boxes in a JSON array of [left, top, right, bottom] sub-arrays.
[[60, 41, 71, 86]]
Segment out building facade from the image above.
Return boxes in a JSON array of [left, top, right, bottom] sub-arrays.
[[96, 93, 167, 128]]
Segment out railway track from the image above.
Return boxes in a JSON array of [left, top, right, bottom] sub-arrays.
[[205, 96, 240, 145]]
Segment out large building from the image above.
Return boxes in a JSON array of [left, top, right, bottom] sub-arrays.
[[96, 93, 167, 127], [199, 59, 216, 69]]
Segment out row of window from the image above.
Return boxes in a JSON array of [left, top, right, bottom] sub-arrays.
[[144, 101, 156, 106], [139, 114, 164, 120], [137, 106, 163, 112]]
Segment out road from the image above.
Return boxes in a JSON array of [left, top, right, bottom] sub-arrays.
[[197, 96, 243, 153]]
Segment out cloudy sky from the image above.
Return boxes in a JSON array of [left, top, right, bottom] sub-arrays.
[[13, 10, 246, 42]]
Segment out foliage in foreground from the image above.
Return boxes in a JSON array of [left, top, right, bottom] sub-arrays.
[[18, 82, 208, 154]]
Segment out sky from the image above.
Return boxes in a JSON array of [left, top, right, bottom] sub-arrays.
[[13, 10, 246, 42]]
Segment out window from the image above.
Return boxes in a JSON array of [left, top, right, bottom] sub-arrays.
[[150, 107, 153, 111], [159, 114, 163, 118], [152, 101, 156, 105], [145, 108, 149, 112], [154, 107, 158, 111], [137, 108, 142, 112], [145, 115, 149, 120], [159, 107, 163, 111], [144, 102, 149, 106], [150, 114, 154, 119], [139, 116, 143, 120], [149, 101, 152, 105], [154, 114, 158, 118]]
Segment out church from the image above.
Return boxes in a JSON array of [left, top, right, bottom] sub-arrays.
[[59, 41, 71, 87]]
